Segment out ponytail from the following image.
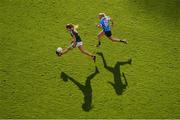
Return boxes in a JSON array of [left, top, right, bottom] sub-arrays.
[[74, 24, 79, 30]]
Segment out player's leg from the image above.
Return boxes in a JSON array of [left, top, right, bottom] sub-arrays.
[[97, 30, 105, 47], [78, 44, 96, 62], [105, 31, 128, 44], [78, 45, 93, 57], [108, 36, 128, 44]]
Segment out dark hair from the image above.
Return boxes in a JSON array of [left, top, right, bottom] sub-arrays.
[[66, 24, 74, 29]]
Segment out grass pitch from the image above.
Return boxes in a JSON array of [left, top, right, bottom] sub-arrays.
[[0, 0, 180, 118]]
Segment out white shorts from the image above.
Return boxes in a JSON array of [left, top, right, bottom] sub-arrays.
[[69, 42, 83, 49]]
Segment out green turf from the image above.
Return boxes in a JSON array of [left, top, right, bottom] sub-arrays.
[[0, 0, 180, 118]]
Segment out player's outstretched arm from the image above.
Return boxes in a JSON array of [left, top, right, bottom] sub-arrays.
[[96, 24, 102, 28], [109, 17, 114, 27]]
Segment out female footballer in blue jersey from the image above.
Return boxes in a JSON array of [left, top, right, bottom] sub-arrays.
[[56, 24, 96, 62], [96, 13, 128, 47]]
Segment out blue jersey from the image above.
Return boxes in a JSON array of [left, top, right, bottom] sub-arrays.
[[100, 16, 111, 32]]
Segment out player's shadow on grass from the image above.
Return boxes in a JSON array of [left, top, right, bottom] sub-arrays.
[[97, 52, 132, 95], [61, 66, 99, 112]]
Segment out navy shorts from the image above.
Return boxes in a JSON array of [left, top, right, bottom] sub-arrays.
[[105, 31, 112, 37]]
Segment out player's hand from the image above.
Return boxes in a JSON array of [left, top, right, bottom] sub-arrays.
[[58, 53, 62, 57], [56, 52, 62, 57], [96, 24, 100, 28], [96, 24, 98, 27]]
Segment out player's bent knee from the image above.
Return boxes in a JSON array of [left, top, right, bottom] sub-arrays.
[[78, 47, 84, 53], [108, 37, 114, 41]]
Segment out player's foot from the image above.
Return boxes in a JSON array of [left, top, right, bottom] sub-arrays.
[[92, 56, 96, 63], [96, 41, 102, 48], [120, 39, 128, 44], [128, 58, 132, 64]]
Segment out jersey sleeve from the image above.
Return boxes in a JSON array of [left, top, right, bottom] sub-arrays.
[[106, 16, 111, 20], [99, 19, 103, 26]]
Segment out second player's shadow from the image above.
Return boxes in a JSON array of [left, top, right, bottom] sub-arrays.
[[60, 66, 99, 112], [97, 52, 132, 95]]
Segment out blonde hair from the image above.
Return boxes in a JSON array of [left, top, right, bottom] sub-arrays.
[[98, 13, 106, 17], [74, 24, 79, 30]]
